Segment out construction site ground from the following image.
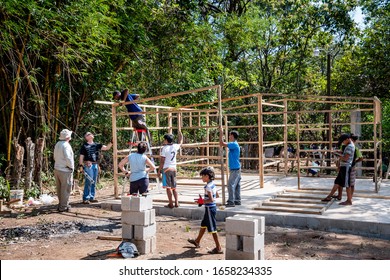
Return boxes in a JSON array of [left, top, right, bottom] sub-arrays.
[[0, 174, 390, 260]]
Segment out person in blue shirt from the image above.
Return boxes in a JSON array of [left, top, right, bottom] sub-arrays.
[[187, 167, 223, 254], [118, 142, 156, 195], [219, 129, 241, 207], [113, 89, 151, 142]]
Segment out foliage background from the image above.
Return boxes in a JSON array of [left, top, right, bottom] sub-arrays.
[[0, 0, 389, 186]]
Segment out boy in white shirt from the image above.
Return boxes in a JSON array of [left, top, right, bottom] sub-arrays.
[[158, 131, 183, 208]]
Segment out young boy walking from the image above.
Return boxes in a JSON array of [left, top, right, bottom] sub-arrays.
[[187, 167, 223, 254]]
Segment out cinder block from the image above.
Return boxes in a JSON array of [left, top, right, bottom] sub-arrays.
[[132, 236, 156, 254], [129, 196, 153, 211], [225, 248, 264, 260], [121, 196, 132, 211], [150, 208, 156, 224], [134, 223, 156, 240], [121, 209, 154, 226], [226, 216, 258, 237], [225, 234, 242, 250], [122, 224, 134, 239], [234, 214, 265, 234], [243, 234, 264, 253]]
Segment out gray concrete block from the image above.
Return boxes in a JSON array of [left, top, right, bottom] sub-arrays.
[[122, 224, 134, 239], [132, 236, 156, 254], [225, 234, 242, 250], [225, 248, 264, 260], [234, 214, 266, 234], [134, 223, 156, 240], [121, 196, 132, 211], [226, 216, 258, 237], [121, 209, 154, 226], [243, 234, 264, 253], [129, 196, 153, 211]]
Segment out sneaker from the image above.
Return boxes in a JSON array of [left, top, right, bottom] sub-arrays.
[[82, 200, 90, 204], [89, 199, 99, 203], [225, 203, 235, 207], [234, 202, 241, 206], [58, 207, 70, 212]]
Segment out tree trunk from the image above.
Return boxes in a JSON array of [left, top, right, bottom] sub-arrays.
[[12, 138, 24, 189], [34, 137, 45, 192], [25, 137, 35, 189]]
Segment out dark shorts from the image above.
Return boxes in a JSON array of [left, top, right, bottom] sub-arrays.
[[201, 206, 217, 233], [162, 170, 176, 189], [130, 177, 149, 195], [350, 166, 356, 186], [308, 169, 318, 175], [335, 166, 351, 188], [132, 115, 147, 130]]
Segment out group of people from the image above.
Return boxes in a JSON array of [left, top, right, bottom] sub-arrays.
[[53, 87, 242, 254], [53, 130, 113, 212]]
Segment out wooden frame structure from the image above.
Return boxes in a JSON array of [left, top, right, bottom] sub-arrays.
[[107, 86, 383, 200]]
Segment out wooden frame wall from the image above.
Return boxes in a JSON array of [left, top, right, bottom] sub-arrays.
[[108, 87, 383, 199]]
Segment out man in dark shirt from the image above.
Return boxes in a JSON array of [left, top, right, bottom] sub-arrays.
[[113, 88, 151, 143], [79, 132, 112, 204]]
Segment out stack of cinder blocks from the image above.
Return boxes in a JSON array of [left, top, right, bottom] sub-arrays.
[[121, 195, 156, 255], [225, 214, 265, 260]]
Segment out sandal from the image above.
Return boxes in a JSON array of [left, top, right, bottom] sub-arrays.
[[164, 204, 174, 209], [207, 248, 223, 254], [339, 201, 352, 206], [187, 238, 200, 248], [321, 196, 332, 202], [331, 195, 342, 201]]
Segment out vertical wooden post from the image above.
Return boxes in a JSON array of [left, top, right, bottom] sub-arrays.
[[373, 99, 378, 192], [206, 111, 210, 165], [25, 137, 35, 190], [34, 138, 45, 192], [283, 98, 288, 176], [217, 85, 226, 205], [168, 112, 173, 134], [296, 113, 301, 189], [112, 104, 119, 198], [258, 94, 264, 188]]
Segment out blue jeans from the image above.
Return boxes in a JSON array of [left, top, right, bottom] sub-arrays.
[[227, 169, 241, 205], [83, 163, 98, 201]]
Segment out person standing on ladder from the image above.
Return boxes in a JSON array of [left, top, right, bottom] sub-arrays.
[[113, 88, 151, 143]]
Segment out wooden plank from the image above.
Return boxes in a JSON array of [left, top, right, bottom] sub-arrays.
[[261, 202, 324, 209], [253, 206, 323, 215], [272, 198, 328, 204], [97, 236, 130, 241]]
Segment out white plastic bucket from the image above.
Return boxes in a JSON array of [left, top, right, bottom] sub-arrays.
[[10, 189, 24, 205]]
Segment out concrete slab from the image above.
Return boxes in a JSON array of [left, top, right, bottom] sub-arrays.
[[100, 174, 390, 240]]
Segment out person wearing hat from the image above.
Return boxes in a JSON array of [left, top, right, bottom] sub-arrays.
[[79, 132, 112, 204], [321, 133, 355, 205], [113, 88, 151, 143], [53, 129, 74, 212]]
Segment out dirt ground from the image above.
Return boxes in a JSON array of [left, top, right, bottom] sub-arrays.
[[1, 184, 389, 260]]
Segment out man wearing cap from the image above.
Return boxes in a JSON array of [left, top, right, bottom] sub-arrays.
[[54, 129, 74, 212], [113, 88, 151, 142], [321, 133, 355, 205], [79, 132, 112, 204]]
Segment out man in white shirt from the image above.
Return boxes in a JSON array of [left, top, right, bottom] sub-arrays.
[[53, 129, 74, 212], [158, 131, 183, 208]]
